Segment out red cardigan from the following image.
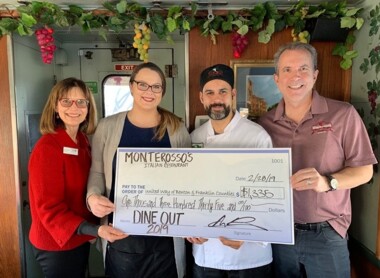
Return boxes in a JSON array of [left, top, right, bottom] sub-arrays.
[[28, 128, 98, 251]]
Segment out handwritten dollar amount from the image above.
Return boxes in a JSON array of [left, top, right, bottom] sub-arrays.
[[239, 186, 285, 200]]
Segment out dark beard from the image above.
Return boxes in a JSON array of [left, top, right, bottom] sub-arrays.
[[205, 103, 230, 120]]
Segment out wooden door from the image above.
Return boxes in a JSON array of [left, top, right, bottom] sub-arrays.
[[0, 35, 22, 278]]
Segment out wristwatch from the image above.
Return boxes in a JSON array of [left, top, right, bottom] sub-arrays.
[[326, 175, 338, 191]]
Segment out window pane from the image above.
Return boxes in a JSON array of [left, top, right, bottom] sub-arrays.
[[103, 75, 133, 117]]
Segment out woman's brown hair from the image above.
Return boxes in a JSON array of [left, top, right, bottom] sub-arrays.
[[39, 77, 97, 135], [130, 62, 182, 140]]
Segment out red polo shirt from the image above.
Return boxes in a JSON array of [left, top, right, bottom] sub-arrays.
[[259, 91, 377, 237]]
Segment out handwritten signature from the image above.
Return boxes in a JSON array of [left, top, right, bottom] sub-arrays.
[[208, 215, 268, 231]]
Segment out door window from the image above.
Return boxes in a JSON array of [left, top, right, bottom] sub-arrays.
[[102, 75, 133, 117]]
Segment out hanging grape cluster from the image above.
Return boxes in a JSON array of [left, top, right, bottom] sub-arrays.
[[35, 27, 56, 64], [368, 90, 378, 114], [291, 29, 310, 44], [133, 23, 151, 62], [232, 31, 249, 58]]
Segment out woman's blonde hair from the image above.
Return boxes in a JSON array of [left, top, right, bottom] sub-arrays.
[[39, 77, 97, 135], [130, 62, 182, 140], [156, 107, 182, 140]]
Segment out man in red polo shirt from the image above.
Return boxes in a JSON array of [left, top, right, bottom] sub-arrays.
[[259, 42, 377, 278]]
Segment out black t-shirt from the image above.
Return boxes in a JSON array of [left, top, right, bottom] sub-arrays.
[[108, 115, 173, 254]]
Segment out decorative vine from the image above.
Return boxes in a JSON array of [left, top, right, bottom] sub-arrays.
[[359, 4, 380, 158], [0, 0, 364, 68]]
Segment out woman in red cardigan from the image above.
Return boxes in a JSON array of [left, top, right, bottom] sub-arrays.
[[28, 78, 126, 278]]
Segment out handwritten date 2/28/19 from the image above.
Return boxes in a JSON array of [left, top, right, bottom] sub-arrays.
[[236, 173, 279, 183]]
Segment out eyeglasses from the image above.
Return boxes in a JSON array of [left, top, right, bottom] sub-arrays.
[[133, 81, 163, 94], [59, 98, 89, 108]]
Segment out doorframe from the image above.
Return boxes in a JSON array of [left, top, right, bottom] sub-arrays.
[[0, 35, 22, 277]]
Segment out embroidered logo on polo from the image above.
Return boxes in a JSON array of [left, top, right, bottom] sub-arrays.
[[192, 142, 204, 148], [312, 121, 333, 134]]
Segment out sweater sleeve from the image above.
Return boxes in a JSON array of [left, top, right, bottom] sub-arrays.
[[171, 122, 191, 148], [77, 221, 100, 237], [87, 112, 126, 205], [87, 118, 107, 200]]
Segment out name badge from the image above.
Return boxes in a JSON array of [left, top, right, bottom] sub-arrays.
[[63, 147, 79, 156]]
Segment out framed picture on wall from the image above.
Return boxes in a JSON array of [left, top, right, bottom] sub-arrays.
[[230, 60, 282, 118], [194, 115, 210, 128]]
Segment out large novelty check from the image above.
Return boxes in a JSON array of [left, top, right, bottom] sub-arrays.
[[113, 148, 294, 244]]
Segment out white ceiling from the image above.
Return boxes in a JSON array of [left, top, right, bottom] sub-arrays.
[[2, 0, 365, 43]]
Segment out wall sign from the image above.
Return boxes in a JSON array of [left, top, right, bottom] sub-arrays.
[[85, 81, 98, 94], [114, 64, 137, 71]]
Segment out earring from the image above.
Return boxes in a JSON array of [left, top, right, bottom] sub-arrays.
[[56, 112, 59, 119], [81, 120, 88, 130]]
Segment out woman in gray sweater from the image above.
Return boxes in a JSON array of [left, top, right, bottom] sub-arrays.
[[86, 62, 191, 278]]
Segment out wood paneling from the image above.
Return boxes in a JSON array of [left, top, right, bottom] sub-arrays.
[[188, 27, 351, 131], [350, 239, 380, 278], [0, 36, 22, 278], [377, 178, 380, 259]]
